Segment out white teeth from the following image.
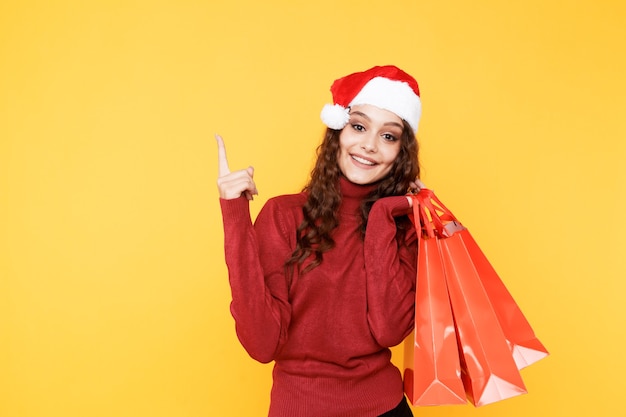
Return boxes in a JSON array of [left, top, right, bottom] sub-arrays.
[[352, 155, 375, 165]]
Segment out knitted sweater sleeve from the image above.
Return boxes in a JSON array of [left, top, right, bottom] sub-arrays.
[[219, 197, 292, 363], [364, 196, 417, 348]]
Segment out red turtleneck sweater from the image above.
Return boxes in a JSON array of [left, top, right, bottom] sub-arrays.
[[219, 177, 417, 417]]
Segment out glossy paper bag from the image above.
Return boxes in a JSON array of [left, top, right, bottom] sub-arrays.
[[417, 189, 549, 369], [415, 189, 546, 406], [439, 232, 528, 406], [403, 198, 466, 406], [459, 231, 549, 369]]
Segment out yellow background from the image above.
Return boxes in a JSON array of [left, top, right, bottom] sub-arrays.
[[1, 1, 625, 416]]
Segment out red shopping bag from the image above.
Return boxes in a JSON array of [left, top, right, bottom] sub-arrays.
[[403, 198, 466, 406], [415, 189, 547, 406], [419, 190, 549, 369], [440, 233, 528, 406], [459, 231, 549, 369]]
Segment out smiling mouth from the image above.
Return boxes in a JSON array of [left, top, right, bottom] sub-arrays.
[[351, 154, 376, 166]]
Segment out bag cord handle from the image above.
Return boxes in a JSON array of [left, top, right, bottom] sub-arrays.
[[409, 189, 460, 239]]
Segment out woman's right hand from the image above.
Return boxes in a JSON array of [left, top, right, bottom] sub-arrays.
[[215, 134, 258, 200]]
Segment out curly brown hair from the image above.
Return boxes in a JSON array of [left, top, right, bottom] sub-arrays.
[[285, 120, 420, 275]]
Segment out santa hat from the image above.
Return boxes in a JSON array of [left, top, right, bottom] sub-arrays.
[[320, 65, 422, 133]]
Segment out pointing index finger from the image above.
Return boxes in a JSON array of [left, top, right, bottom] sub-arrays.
[[215, 134, 231, 176]]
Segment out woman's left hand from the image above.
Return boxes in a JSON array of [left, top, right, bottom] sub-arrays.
[[406, 179, 426, 207]]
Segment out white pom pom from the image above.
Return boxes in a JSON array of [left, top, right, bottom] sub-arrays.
[[320, 104, 349, 130]]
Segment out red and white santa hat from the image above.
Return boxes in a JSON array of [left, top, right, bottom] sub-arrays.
[[320, 65, 422, 133]]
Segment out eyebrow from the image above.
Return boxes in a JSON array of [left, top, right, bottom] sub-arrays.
[[349, 110, 404, 129]]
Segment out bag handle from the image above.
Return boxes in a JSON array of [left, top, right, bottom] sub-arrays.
[[413, 189, 461, 238], [408, 194, 435, 240]]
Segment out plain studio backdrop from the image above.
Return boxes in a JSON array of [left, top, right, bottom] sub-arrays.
[[1, 1, 625, 416]]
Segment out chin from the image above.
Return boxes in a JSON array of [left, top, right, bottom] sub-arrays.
[[346, 174, 381, 185]]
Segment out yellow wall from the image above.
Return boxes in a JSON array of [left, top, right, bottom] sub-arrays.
[[1, 1, 624, 416]]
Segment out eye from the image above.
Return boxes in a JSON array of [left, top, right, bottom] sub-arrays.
[[382, 133, 398, 142], [351, 124, 365, 132]]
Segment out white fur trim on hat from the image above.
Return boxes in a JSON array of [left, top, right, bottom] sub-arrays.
[[349, 77, 422, 133]]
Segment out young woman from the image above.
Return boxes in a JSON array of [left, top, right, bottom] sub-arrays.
[[217, 65, 423, 417]]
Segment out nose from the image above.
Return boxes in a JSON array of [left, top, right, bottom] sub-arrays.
[[360, 132, 377, 153]]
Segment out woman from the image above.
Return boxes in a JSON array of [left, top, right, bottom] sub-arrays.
[[217, 65, 423, 417]]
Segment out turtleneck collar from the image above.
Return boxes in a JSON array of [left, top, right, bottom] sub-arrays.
[[338, 176, 378, 216]]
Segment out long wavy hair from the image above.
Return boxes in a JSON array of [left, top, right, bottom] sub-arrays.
[[285, 120, 420, 276]]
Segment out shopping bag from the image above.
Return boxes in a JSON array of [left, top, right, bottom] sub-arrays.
[[415, 189, 546, 406], [459, 231, 549, 369], [403, 198, 466, 406], [440, 232, 528, 406], [418, 190, 549, 369]]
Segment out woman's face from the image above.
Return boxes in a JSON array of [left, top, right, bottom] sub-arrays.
[[337, 104, 403, 185]]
